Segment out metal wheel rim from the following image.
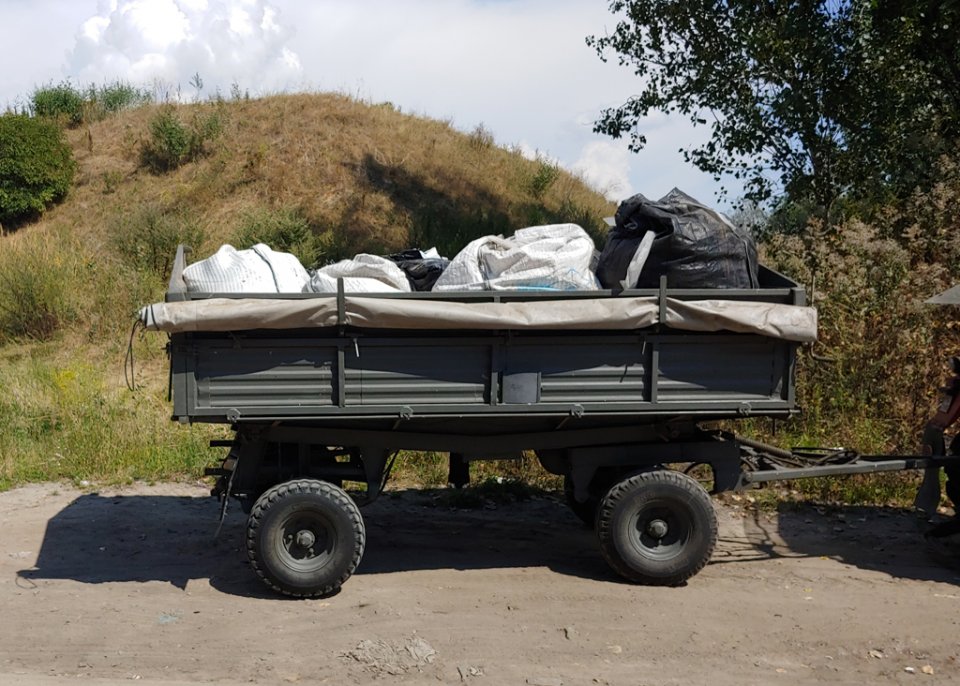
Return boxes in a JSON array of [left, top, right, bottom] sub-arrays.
[[274, 511, 336, 573], [628, 499, 692, 561]]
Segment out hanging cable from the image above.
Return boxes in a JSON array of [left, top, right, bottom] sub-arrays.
[[124, 317, 145, 391]]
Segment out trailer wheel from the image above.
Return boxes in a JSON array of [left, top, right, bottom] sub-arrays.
[[596, 470, 717, 586], [246, 479, 365, 597]]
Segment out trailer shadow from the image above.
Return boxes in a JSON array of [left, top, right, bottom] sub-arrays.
[[16, 489, 611, 598], [23, 490, 956, 596], [712, 501, 960, 585], [15, 491, 268, 597], [356, 489, 608, 580]]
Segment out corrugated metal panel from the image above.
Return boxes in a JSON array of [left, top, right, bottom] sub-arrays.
[[350, 345, 489, 405], [657, 339, 781, 402], [181, 331, 795, 420], [506, 344, 646, 403], [196, 346, 336, 408]]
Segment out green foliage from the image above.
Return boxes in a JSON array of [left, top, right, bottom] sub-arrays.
[[527, 160, 561, 199], [234, 208, 325, 269], [141, 104, 225, 172], [0, 234, 80, 341], [30, 81, 85, 126], [759, 207, 959, 457], [88, 80, 152, 116], [30, 80, 152, 126], [589, 1, 960, 217], [0, 113, 76, 226], [143, 107, 190, 170], [0, 352, 220, 490], [110, 204, 206, 280]]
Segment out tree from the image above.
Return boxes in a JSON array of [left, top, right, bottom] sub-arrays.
[[588, 1, 958, 223], [0, 114, 76, 228]]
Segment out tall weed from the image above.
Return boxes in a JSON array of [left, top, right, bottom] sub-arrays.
[[0, 232, 82, 341], [109, 204, 206, 281], [234, 208, 325, 269], [761, 215, 959, 457]]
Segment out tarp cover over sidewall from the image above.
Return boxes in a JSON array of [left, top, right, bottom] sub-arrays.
[[140, 296, 817, 342]]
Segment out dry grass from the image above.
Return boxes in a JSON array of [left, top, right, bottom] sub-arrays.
[[59, 93, 613, 260]]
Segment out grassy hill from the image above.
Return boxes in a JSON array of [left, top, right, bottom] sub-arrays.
[[0, 93, 614, 490]]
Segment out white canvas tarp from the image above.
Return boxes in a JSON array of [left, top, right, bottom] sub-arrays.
[[140, 296, 817, 342]]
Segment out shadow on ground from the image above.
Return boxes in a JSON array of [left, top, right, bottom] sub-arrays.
[[19, 489, 960, 597], [713, 499, 960, 585], [16, 488, 608, 597]]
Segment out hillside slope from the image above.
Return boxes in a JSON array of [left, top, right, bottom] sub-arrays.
[[62, 92, 611, 258], [0, 93, 615, 489]]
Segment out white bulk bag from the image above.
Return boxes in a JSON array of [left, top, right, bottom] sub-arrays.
[[304, 254, 411, 293], [182, 244, 310, 293], [432, 223, 599, 291]]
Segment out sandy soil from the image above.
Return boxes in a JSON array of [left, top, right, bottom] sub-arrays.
[[2, 481, 959, 686]]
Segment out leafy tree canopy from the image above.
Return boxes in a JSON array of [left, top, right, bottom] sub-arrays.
[[588, 1, 959, 221]]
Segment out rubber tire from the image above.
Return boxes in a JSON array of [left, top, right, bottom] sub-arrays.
[[563, 475, 599, 527], [596, 470, 717, 586], [246, 479, 365, 597]]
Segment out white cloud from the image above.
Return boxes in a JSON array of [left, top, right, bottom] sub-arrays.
[[66, 0, 302, 98], [0, 0, 743, 207], [572, 140, 634, 201]]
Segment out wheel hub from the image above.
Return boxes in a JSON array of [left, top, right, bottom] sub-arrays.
[[646, 518, 669, 539], [295, 529, 316, 549]]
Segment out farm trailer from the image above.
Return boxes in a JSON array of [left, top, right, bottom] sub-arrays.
[[138, 245, 958, 597]]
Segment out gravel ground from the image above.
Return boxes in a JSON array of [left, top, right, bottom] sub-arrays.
[[2, 482, 959, 685]]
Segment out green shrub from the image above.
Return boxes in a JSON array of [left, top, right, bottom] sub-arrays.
[[0, 113, 76, 227], [142, 107, 190, 170], [760, 215, 957, 456], [87, 80, 152, 117], [30, 81, 85, 126], [235, 208, 325, 269], [141, 104, 225, 172], [527, 160, 561, 199], [110, 204, 206, 279]]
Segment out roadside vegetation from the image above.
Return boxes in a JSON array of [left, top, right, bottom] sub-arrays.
[[0, 68, 957, 508]]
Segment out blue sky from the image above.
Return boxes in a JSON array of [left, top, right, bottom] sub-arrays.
[[0, 0, 734, 206]]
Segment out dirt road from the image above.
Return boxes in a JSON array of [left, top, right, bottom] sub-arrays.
[[2, 482, 959, 685]]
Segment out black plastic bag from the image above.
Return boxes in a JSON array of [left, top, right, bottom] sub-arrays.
[[596, 188, 758, 290], [386, 249, 450, 292]]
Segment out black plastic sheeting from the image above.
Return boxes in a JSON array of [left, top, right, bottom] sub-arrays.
[[386, 249, 450, 292], [597, 188, 758, 290]]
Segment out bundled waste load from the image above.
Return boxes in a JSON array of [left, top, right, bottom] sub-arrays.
[[596, 188, 758, 291], [304, 254, 411, 293], [386, 248, 450, 292], [182, 197, 756, 296], [433, 223, 599, 292], [182, 243, 310, 293]]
